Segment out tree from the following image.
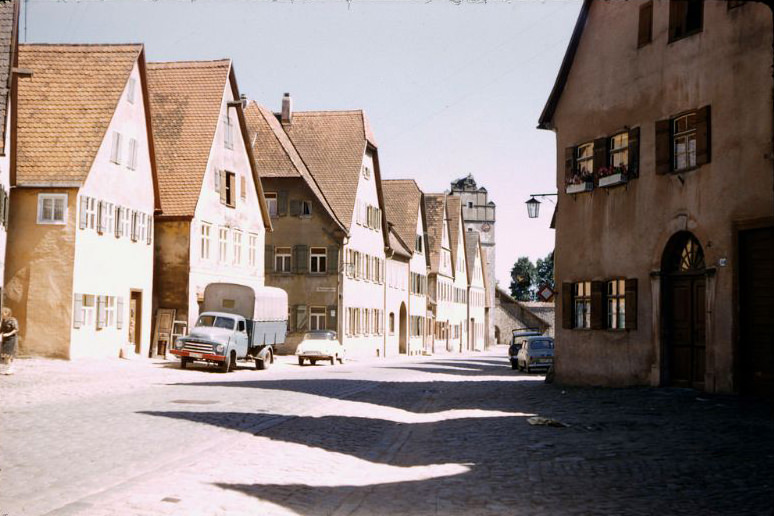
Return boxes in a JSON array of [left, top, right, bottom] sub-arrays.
[[509, 257, 536, 301], [535, 251, 555, 291]]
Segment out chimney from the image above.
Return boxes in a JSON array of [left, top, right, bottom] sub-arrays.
[[240, 93, 247, 109], [281, 92, 292, 125]]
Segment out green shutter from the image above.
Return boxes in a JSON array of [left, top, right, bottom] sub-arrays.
[[289, 199, 301, 216], [561, 282, 573, 329], [625, 279, 638, 330], [265, 245, 274, 273], [277, 190, 288, 216], [327, 245, 338, 274], [695, 105, 711, 166], [327, 305, 337, 333], [655, 119, 672, 175], [628, 127, 640, 178], [294, 245, 308, 274]]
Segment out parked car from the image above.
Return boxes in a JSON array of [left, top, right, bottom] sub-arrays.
[[516, 336, 555, 373], [296, 330, 345, 366], [508, 330, 542, 369]]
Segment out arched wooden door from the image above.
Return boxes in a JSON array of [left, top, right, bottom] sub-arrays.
[[662, 232, 706, 389], [399, 303, 407, 355]]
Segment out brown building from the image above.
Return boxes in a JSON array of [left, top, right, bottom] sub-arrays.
[[539, 0, 774, 396]]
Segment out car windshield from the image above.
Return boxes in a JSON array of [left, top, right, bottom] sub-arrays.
[[529, 340, 554, 350], [196, 315, 235, 330], [304, 332, 334, 340]]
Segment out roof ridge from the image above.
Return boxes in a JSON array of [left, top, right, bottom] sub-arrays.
[[20, 43, 143, 48], [294, 109, 364, 116], [148, 59, 231, 69]]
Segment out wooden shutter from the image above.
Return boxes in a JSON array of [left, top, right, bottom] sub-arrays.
[[114, 206, 122, 237], [327, 245, 338, 274], [277, 190, 288, 216], [655, 119, 672, 175], [97, 201, 104, 233], [0, 188, 5, 228], [638, 1, 653, 48], [147, 215, 153, 245], [96, 296, 106, 330], [79, 196, 88, 229], [219, 169, 227, 205], [293, 245, 308, 274], [327, 306, 337, 333], [265, 245, 273, 273], [289, 305, 296, 332], [296, 305, 308, 331], [73, 294, 84, 329], [628, 127, 640, 178], [564, 146, 576, 183], [561, 282, 573, 329], [593, 137, 608, 180], [240, 175, 247, 201], [131, 211, 138, 241], [590, 281, 605, 330], [289, 199, 301, 216], [625, 278, 638, 330], [2, 188, 8, 227], [116, 296, 124, 330], [695, 105, 711, 166]]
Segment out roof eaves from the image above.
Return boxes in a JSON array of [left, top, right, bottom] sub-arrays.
[[537, 0, 592, 131]]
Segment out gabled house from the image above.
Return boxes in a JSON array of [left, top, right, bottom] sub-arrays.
[[465, 231, 487, 351], [7, 44, 159, 359], [424, 194, 455, 353], [249, 94, 388, 360], [148, 60, 271, 353], [382, 179, 430, 356], [539, 0, 774, 395], [446, 195, 469, 353], [383, 224, 411, 357]]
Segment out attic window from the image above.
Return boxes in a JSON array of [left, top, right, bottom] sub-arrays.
[[224, 115, 234, 150], [127, 78, 136, 104], [362, 166, 371, 179]]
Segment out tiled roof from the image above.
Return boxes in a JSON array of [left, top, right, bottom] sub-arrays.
[[388, 226, 412, 259], [0, 0, 17, 156], [282, 110, 373, 229], [16, 44, 142, 185], [465, 230, 480, 284], [446, 195, 464, 272], [382, 179, 422, 254], [244, 101, 343, 230], [424, 193, 447, 274], [147, 60, 230, 217]]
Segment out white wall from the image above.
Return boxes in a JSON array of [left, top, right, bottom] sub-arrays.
[[408, 205, 427, 354], [0, 93, 10, 297], [385, 255, 408, 357], [468, 241, 486, 351]]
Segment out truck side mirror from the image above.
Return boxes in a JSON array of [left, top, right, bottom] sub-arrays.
[[238, 321, 245, 332]]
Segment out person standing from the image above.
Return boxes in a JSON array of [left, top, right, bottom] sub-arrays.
[[1, 307, 19, 375]]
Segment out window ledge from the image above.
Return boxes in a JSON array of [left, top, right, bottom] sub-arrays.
[[599, 173, 628, 188], [565, 182, 594, 195]]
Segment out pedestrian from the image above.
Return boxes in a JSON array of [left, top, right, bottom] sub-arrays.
[[1, 307, 19, 375]]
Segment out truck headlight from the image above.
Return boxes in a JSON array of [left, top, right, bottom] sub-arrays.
[[215, 343, 225, 354], [174, 339, 184, 350]]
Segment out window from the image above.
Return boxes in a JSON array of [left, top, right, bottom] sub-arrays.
[[607, 279, 626, 330], [224, 114, 234, 149], [126, 77, 136, 104], [576, 142, 593, 176], [673, 113, 696, 171], [224, 171, 236, 208], [127, 138, 138, 170], [103, 202, 115, 235], [110, 132, 122, 165], [389, 312, 395, 335], [121, 207, 131, 238], [240, 175, 247, 201], [214, 167, 220, 192], [138, 213, 148, 243], [362, 165, 371, 179], [265, 192, 277, 217], [233, 230, 242, 265], [301, 200, 312, 217], [310, 306, 326, 331], [638, 1, 653, 47], [574, 281, 591, 329], [82, 294, 96, 327], [727, 1, 746, 8], [248, 233, 258, 267], [310, 247, 327, 273], [275, 247, 291, 272], [105, 296, 116, 327], [85, 197, 97, 229], [37, 194, 67, 225], [219, 227, 228, 263], [201, 223, 212, 260], [669, 0, 703, 42], [609, 132, 628, 169], [415, 234, 423, 253]]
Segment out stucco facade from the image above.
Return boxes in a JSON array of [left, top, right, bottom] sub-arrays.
[[540, 0, 774, 394]]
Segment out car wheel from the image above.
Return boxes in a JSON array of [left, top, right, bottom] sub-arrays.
[[526, 364, 531, 374], [510, 360, 517, 370], [330, 356, 336, 366], [220, 352, 232, 373], [298, 357, 304, 366], [180, 357, 190, 369], [310, 359, 316, 365]]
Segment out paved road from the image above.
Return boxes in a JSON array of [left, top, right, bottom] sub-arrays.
[[1, 347, 773, 515]]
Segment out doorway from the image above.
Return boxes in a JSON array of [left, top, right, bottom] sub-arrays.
[[399, 303, 407, 354], [129, 291, 142, 355], [662, 232, 706, 389]]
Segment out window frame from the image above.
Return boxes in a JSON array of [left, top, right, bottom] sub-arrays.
[[673, 113, 697, 172], [574, 281, 591, 330], [309, 306, 326, 331], [275, 247, 292, 273], [309, 247, 327, 274], [218, 227, 229, 263], [233, 229, 243, 266], [607, 279, 626, 330], [248, 233, 258, 267], [224, 171, 236, 208], [37, 193, 68, 225], [200, 222, 212, 260], [668, 0, 704, 43], [265, 192, 278, 218]]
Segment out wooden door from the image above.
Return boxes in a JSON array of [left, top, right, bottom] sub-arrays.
[[129, 291, 142, 354], [739, 227, 774, 398], [666, 276, 706, 388]]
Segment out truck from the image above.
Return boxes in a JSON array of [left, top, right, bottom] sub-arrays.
[[170, 283, 288, 372]]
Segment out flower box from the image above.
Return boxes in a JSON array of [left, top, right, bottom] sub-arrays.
[[599, 172, 627, 188], [565, 182, 593, 194]]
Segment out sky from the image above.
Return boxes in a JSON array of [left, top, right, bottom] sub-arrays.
[[21, 0, 581, 288]]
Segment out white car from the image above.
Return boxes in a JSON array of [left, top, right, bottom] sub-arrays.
[[296, 330, 345, 366]]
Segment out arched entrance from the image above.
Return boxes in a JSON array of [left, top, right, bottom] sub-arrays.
[[494, 326, 501, 344], [662, 232, 706, 389], [399, 303, 407, 354]]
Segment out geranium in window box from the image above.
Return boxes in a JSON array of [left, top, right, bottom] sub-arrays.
[[565, 169, 594, 194], [597, 164, 628, 188]]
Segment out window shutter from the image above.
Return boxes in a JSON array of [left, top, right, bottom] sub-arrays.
[[131, 211, 138, 242], [655, 119, 672, 175], [590, 281, 605, 330], [116, 296, 124, 330], [97, 295, 106, 330], [327, 306, 337, 333], [0, 188, 5, 228], [97, 201, 105, 233], [277, 190, 288, 216], [625, 278, 638, 330], [289, 305, 296, 332], [293, 245, 308, 274], [265, 245, 274, 273], [327, 245, 338, 274], [561, 282, 573, 329], [695, 105, 711, 166], [219, 170, 227, 205], [79, 196, 88, 229], [115, 206, 122, 237], [214, 167, 220, 191], [147, 215, 153, 245], [73, 294, 84, 329], [289, 199, 301, 216], [2, 188, 8, 227], [240, 175, 247, 201], [593, 137, 608, 180], [637, 1, 653, 48], [628, 127, 640, 178], [296, 305, 308, 331], [564, 146, 576, 183]]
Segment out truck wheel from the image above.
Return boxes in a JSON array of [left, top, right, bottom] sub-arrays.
[[180, 357, 190, 369], [298, 357, 305, 366], [510, 360, 517, 370], [220, 352, 232, 373], [310, 359, 316, 366], [256, 351, 272, 371], [330, 356, 336, 366]]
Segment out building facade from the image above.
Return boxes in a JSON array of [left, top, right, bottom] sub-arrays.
[[0, 0, 17, 312], [539, 0, 774, 396], [446, 196, 469, 353]]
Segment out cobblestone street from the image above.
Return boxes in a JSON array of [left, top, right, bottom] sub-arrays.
[[1, 346, 773, 515]]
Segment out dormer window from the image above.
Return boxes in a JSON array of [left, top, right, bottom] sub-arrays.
[[362, 165, 371, 179], [224, 114, 234, 150], [415, 234, 423, 253]]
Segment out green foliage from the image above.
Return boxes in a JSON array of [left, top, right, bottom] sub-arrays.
[[535, 251, 555, 291], [509, 256, 536, 301]]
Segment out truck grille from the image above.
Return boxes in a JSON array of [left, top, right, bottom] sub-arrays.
[[182, 341, 214, 354]]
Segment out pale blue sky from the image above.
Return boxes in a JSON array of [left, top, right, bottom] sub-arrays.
[[22, 0, 581, 287]]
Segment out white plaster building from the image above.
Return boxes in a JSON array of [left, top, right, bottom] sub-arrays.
[[425, 194, 455, 354]]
